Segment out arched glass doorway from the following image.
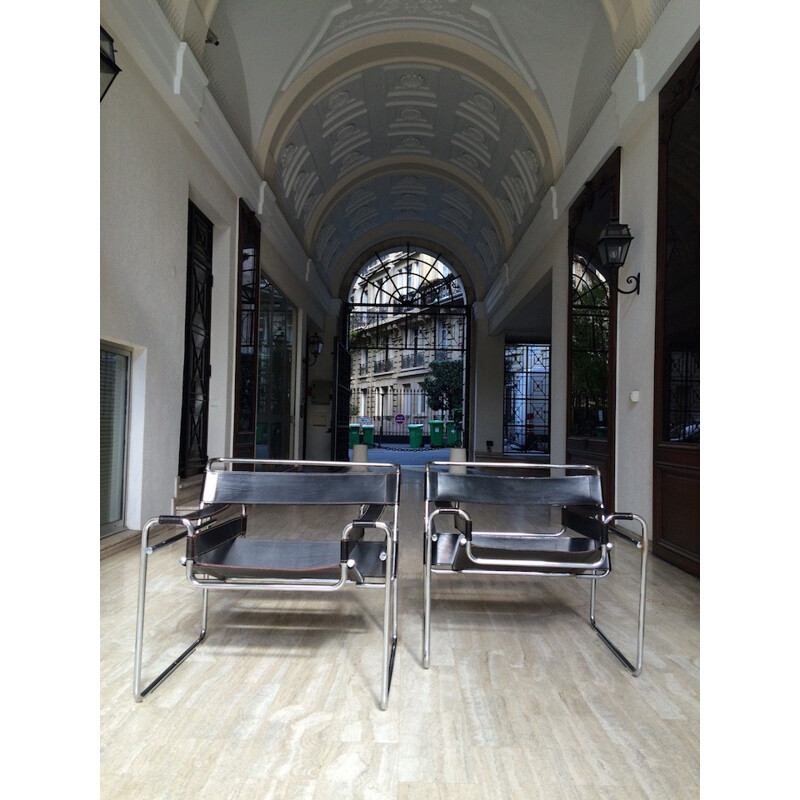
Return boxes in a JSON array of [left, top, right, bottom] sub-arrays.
[[340, 246, 469, 455], [567, 150, 619, 502]]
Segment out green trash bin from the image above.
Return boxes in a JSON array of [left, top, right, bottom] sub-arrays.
[[408, 423, 423, 449], [362, 424, 374, 447], [445, 420, 458, 446], [349, 424, 360, 446], [429, 420, 444, 447]]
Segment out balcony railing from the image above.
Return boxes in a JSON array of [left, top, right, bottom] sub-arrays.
[[373, 358, 393, 373], [401, 352, 426, 369]]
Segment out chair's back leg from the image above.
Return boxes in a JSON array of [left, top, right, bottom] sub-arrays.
[[133, 526, 152, 700], [380, 523, 397, 711]]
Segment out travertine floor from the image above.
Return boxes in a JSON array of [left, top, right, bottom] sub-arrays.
[[100, 468, 699, 799]]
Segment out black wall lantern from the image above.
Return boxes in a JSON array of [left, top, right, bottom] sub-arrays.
[[101, 26, 121, 101], [597, 218, 638, 295], [308, 332, 324, 365]]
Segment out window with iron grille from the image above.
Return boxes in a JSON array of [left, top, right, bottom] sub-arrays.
[[100, 342, 130, 536], [346, 246, 469, 444], [503, 344, 550, 454]]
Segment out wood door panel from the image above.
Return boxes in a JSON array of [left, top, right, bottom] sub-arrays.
[[653, 452, 699, 575], [566, 437, 613, 505]]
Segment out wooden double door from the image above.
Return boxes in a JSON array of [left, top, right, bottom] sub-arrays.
[[652, 44, 700, 576]]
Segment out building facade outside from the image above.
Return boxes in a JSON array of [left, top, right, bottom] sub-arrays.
[[347, 249, 467, 446]]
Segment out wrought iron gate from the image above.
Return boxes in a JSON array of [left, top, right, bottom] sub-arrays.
[[345, 246, 470, 450]]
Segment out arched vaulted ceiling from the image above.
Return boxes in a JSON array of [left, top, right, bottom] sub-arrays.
[[156, 0, 669, 300]]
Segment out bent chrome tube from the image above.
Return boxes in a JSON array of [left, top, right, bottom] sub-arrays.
[[459, 536, 608, 570], [186, 567, 350, 591], [589, 512, 649, 676], [380, 521, 396, 710], [343, 516, 398, 709], [464, 539, 609, 571], [427, 460, 599, 473], [422, 531, 433, 669], [133, 517, 209, 702], [422, 506, 470, 668], [427, 505, 472, 533], [135, 460, 401, 709]]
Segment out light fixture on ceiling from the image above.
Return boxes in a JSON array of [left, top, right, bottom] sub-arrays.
[[308, 332, 324, 365], [101, 26, 121, 102], [597, 218, 638, 295]]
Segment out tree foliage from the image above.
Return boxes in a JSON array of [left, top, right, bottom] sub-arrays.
[[421, 359, 463, 414]]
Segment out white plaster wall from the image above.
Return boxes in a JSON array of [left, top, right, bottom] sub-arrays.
[[470, 312, 505, 455], [544, 226, 570, 465], [478, 1, 698, 527], [615, 104, 659, 516], [101, 41, 237, 529], [303, 313, 339, 461]]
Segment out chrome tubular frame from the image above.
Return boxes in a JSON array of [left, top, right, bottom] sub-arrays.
[[423, 504, 469, 668], [421, 497, 438, 669], [134, 459, 401, 709], [463, 540, 609, 571], [344, 515, 398, 710], [422, 461, 648, 676], [133, 512, 216, 702], [590, 512, 649, 676], [379, 515, 397, 710]]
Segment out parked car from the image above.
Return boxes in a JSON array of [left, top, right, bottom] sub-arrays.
[[669, 420, 699, 443]]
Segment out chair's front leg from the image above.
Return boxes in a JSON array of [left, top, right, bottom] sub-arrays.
[[589, 513, 649, 676], [133, 518, 209, 702], [379, 523, 397, 711], [422, 517, 433, 669]]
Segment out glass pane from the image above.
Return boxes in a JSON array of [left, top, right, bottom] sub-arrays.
[[661, 67, 700, 443], [569, 261, 610, 438], [346, 247, 468, 444], [256, 276, 295, 459], [238, 245, 258, 436], [504, 344, 550, 454], [100, 346, 129, 534]]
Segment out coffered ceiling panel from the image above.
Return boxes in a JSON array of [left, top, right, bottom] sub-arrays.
[[160, 0, 670, 296]]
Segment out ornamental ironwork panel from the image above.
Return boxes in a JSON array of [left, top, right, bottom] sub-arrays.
[[569, 260, 610, 438], [503, 344, 550, 454], [666, 349, 700, 442], [179, 202, 214, 478], [346, 246, 470, 448], [233, 201, 261, 459]]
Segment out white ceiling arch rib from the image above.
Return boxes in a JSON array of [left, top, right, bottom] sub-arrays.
[[162, 1, 656, 71]]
